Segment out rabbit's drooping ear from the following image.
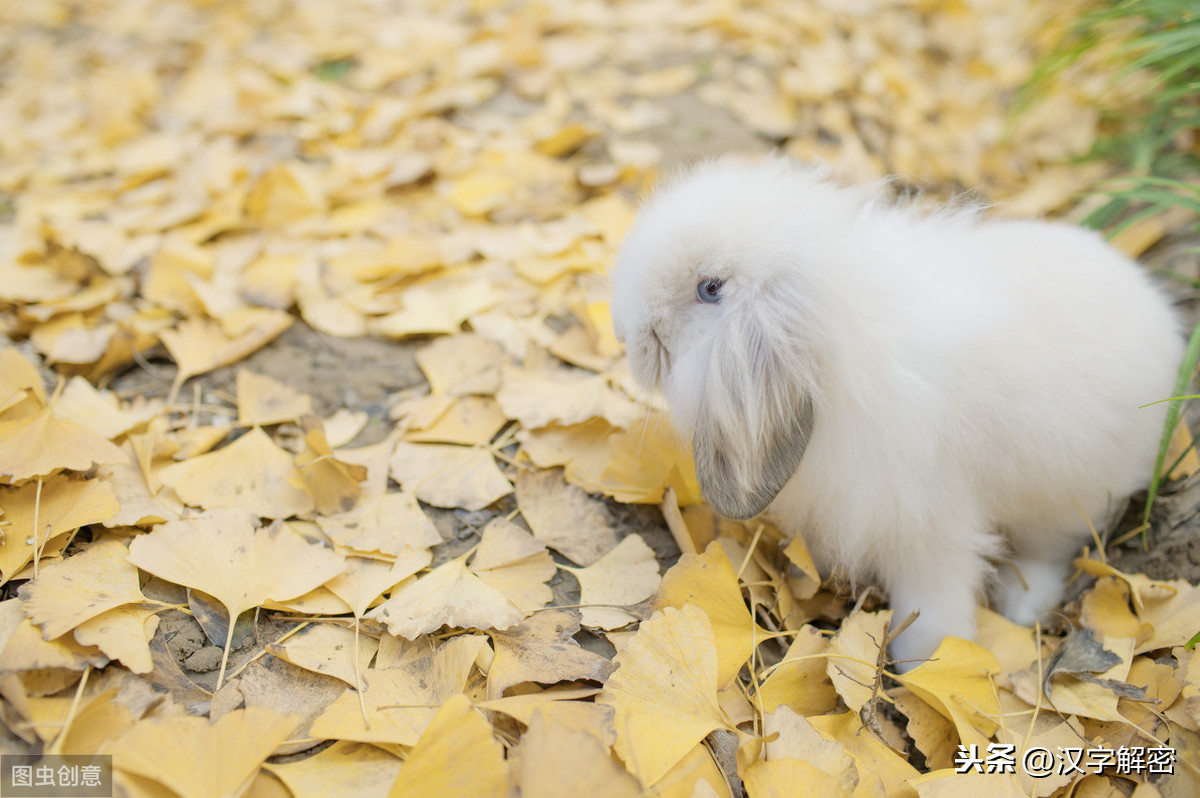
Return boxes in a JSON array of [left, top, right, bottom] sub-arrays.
[[691, 282, 817, 520]]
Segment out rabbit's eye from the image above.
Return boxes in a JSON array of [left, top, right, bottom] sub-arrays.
[[696, 279, 724, 304]]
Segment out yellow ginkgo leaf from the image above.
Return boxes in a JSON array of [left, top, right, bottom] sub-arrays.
[[389, 441, 512, 511], [0, 406, 128, 482], [894, 636, 1002, 748], [324, 551, 432, 619], [266, 740, 402, 798], [0, 476, 119, 586], [296, 419, 367, 516], [655, 541, 768, 688], [755, 624, 839, 716], [597, 605, 730, 787], [403, 397, 508, 446], [97, 452, 181, 528], [760, 706, 861, 793], [267, 622, 379, 687], [127, 508, 345, 687], [159, 311, 292, 403], [496, 364, 641, 430], [368, 554, 522, 639], [315, 491, 442, 557], [110, 707, 298, 798], [309, 635, 486, 746], [0, 608, 108, 673], [807, 711, 921, 797], [513, 709, 641, 798], [515, 468, 620, 566], [158, 426, 315, 519], [370, 274, 504, 338], [448, 170, 514, 217], [236, 369, 314, 426], [486, 610, 615, 699], [244, 162, 326, 227], [0, 346, 47, 405], [469, 518, 556, 611], [73, 604, 159, 675], [892, 687, 959, 772], [20, 539, 146, 639], [414, 333, 505, 396], [826, 609, 891, 714], [51, 376, 161, 440], [742, 758, 845, 798], [564, 534, 660, 630], [594, 415, 704, 506], [387, 693, 507, 798]]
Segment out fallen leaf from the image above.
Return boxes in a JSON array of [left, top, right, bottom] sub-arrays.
[[268, 623, 379, 687], [368, 554, 523, 639], [0, 476, 119, 586], [309, 635, 486, 745], [486, 609, 615, 699], [597, 605, 730, 787], [515, 467, 620, 566], [387, 693, 507, 798], [296, 419, 367, 515], [127, 508, 345, 685], [110, 706, 298, 798], [469, 518, 557, 611], [20, 539, 146, 640], [894, 637, 1002, 747], [513, 709, 641, 798], [267, 740, 402, 798], [826, 609, 891, 714], [158, 426, 315, 518], [389, 441, 512, 511], [236, 369, 314, 426], [655, 541, 768, 688], [315, 491, 442, 557], [563, 534, 660, 630], [159, 311, 292, 402], [0, 406, 128, 482], [73, 605, 160, 674]]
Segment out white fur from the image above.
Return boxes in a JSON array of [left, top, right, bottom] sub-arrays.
[[610, 156, 1182, 668]]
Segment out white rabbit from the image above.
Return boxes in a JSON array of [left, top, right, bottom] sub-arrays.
[[610, 155, 1182, 668]]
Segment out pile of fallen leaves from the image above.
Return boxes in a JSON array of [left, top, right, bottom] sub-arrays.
[[1, 0, 1198, 795]]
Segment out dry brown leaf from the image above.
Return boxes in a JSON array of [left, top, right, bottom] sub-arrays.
[[486, 609, 614, 699]]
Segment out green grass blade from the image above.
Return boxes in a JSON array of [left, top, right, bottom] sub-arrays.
[[1143, 319, 1200, 528]]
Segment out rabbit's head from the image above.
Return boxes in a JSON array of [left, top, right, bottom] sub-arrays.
[[611, 157, 864, 519]]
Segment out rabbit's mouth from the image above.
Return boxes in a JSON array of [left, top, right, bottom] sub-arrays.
[[628, 325, 672, 393]]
